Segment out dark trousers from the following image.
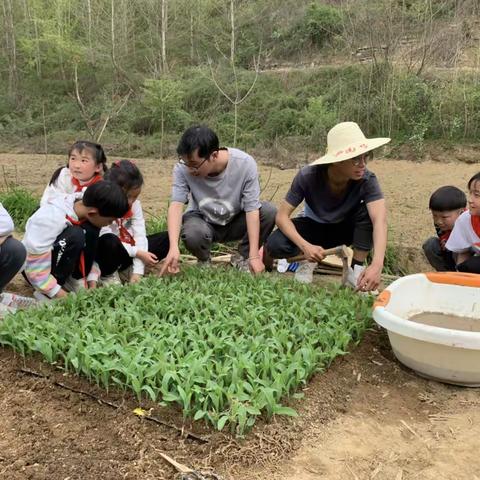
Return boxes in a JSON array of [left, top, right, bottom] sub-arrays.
[[181, 201, 277, 261], [0, 236, 26, 292], [51, 223, 100, 285], [457, 255, 480, 274], [96, 232, 169, 276], [265, 203, 373, 259], [422, 236, 456, 271]]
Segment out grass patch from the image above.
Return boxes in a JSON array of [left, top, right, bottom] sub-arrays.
[[0, 268, 372, 434], [0, 187, 39, 232]]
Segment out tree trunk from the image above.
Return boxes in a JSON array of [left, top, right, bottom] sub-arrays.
[[230, 0, 235, 65], [161, 0, 168, 72], [86, 0, 94, 64], [2, 0, 18, 97]]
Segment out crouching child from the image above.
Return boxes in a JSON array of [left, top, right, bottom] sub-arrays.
[[23, 181, 129, 300], [446, 172, 480, 273], [422, 186, 466, 271]]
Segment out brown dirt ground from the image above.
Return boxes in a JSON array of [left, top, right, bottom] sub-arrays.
[[0, 153, 479, 479]]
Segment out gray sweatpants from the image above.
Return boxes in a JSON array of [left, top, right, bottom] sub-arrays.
[[181, 201, 277, 261], [0, 236, 26, 292]]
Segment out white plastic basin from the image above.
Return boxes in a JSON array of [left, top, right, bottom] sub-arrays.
[[372, 272, 480, 386]]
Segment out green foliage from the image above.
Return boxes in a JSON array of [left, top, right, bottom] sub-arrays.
[[0, 0, 479, 157], [299, 96, 337, 146], [0, 187, 39, 232], [0, 268, 372, 434], [141, 79, 191, 134], [296, 3, 344, 47]]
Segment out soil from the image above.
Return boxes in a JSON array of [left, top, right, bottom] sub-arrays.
[[0, 153, 479, 479]]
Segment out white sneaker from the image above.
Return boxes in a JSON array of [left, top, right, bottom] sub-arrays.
[[346, 265, 365, 289], [294, 261, 317, 284], [100, 271, 121, 286], [0, 301, 16, 318], [33, 290, 52, 303], [0, 292, 38, 310], [63, 276, 86, 293]]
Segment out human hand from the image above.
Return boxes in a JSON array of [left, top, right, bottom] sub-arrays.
[[54, 288, 69, 299], [301, 242, 325, 263], [356, 263, 382, 292], [159, 247, 181, 276], [130, 273, 142, 284], [136, 250, 159, 267], [249, 256, 265, 275]]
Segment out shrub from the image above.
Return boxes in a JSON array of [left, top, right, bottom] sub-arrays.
[[0, 187, 39, 232]]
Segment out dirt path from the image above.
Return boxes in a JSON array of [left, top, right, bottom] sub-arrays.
[[0, 154, 479, 479]]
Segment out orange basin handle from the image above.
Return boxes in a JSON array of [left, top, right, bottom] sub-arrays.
[[373, 290, 391, 309], [425, 272, 480, 288]]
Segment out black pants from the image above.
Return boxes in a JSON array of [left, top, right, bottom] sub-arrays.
[[422, 236, 456, 271], [265, 203, 373, 259], [51, 223, 100, 285], [0, 236, 26, 292], [96, 232, 169, 276], [457, 255, 480, 274], [181, 202, 277, 261]]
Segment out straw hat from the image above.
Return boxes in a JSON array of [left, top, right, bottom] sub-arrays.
[[311, 122, 391, 166]]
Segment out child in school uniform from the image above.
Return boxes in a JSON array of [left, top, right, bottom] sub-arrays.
[[446, 172, 480, 273], [422, 186, 466, 271], [95, 160, 169, 284], [23, 181, 129, 300], [0, 203, 37, 315], [40, 140, 107, 206]]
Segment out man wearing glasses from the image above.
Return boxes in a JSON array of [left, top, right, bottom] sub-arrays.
[[160, 125, 276, 275], [264, 122, 389, 291]]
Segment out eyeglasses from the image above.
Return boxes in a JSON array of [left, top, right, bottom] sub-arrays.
[[350, 151, 373, 166], [178, 156, 208, 171]]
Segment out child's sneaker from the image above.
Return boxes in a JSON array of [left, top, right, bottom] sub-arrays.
[[63, 276, 86, 293], [33, 290, 52, 303], [0, 292, 38, 310], [0, 301, 16, 318], [100, 271, 121, 286], [294, 261, 317, 284]]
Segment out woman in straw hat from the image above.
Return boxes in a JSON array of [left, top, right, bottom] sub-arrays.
[[264, 122, 389, 291]]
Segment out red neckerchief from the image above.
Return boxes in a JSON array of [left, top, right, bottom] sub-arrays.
[[471, 214, 480, 237], [65, 215, 87, 287], [117, 208, 135, 246], [438, 230, 451, 251], [71, 174, 103, 193]]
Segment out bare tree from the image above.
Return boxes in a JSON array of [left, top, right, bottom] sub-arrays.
[[209, 0, 261, 146], [161, 0, 168, 72], [2, 0, 18, 97], [72, 64, 132, 142]]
